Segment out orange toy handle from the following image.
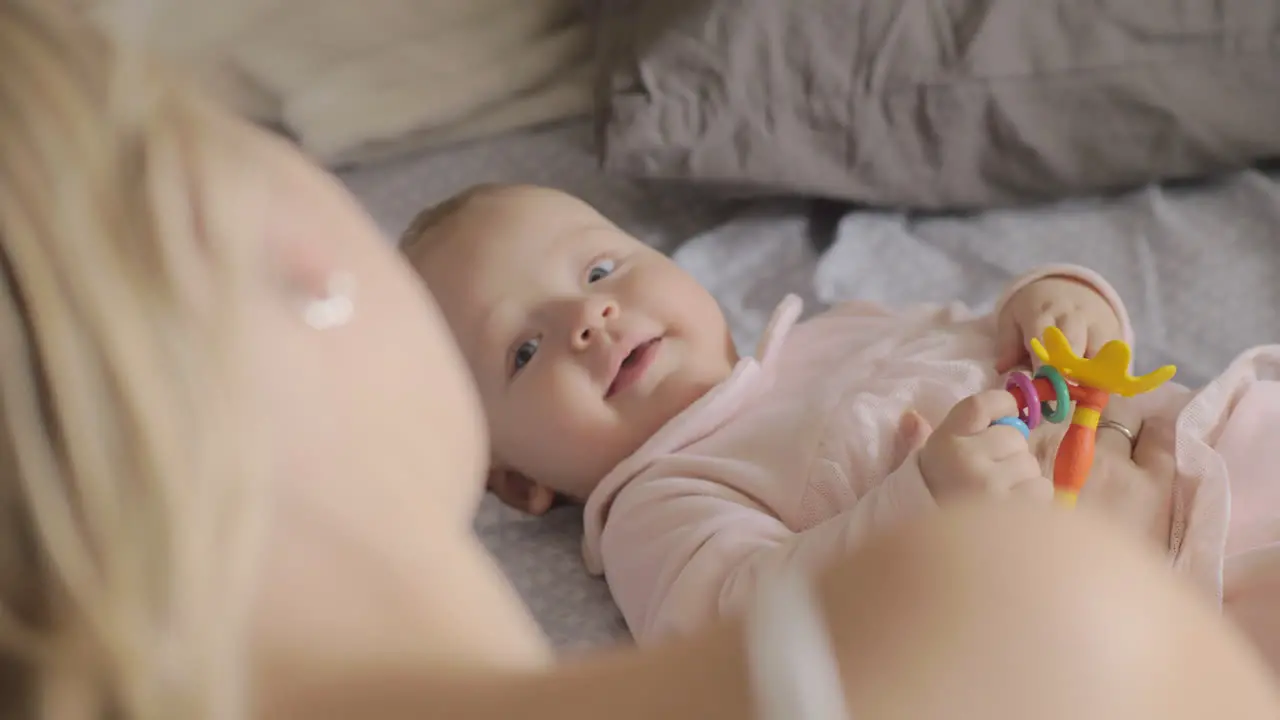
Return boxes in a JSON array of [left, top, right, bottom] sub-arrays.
[[1052, 386, 1110, 508], [1053, 425, 1095, 506]]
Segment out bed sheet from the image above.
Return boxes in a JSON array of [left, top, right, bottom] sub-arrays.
[[339, 118, 734, 253], [684, 172, 1280, 389], [343, 122, 1280, 649]]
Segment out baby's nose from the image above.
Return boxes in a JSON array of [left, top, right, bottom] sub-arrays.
[[571, 297, 618, 349]]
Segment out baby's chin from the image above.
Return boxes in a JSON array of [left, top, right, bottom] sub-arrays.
[[569, 448, 643, 499], [552, 376, 721, 499], [557, 429, 661, 499]]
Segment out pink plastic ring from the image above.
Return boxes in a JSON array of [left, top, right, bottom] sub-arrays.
[[1005, 371, 1041, 429]]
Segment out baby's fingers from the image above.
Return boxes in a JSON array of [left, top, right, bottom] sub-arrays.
[[991, 453, 1045, 494], [1028, 312, 1087, 361], [1085, 321, 1125, 359], [1008, 476, 1054, 503], [980, 423, 1035, 460], [1025, 312, 1057, 365], [1056, 314, 1089, 359], [938, 390, 1021, 436]]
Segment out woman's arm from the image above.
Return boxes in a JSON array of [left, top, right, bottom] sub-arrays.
[[265, 503, 1280, 720], [356, 622, 756, 720]]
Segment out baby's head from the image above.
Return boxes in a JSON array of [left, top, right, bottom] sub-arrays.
[[403, 185, 737, 513]]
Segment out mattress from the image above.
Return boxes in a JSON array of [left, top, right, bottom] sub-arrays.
[[341, 119, 1280, 649]]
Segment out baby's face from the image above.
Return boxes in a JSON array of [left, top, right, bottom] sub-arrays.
[[417, 187, 737, 500]]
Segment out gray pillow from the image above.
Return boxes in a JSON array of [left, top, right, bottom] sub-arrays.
[[593, 0, 1280, 210]]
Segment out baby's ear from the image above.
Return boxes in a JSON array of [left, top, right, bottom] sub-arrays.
[[487, 468, 557, 516]]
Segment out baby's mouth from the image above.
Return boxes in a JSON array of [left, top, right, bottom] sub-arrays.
[[607, 338, 661, 398]]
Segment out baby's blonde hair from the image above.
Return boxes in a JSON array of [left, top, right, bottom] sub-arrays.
[[398, 182, 517, 258], [0, 3, 261, 719]]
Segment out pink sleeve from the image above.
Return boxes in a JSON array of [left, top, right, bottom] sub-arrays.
[[992, 264, 1135, 347], [599, 457, 936, 643]]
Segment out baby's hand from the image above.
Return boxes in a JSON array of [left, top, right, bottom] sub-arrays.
[[995, 276, 1124, 373], [919, 391, 1051, 503]]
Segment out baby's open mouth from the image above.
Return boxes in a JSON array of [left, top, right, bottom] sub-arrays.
[[607, 338, 661, 398]]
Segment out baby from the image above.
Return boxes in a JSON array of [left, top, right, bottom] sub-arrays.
[[404, 184, 1279, 669]]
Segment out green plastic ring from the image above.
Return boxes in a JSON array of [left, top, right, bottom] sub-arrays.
[[1035, 365, 1072, 424]]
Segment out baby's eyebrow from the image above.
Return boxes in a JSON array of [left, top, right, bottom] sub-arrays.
[[475, 301, 523, 375], [553, 223, 615, 252], [477, 305, 506, 347]]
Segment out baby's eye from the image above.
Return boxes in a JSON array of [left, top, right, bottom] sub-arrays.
[[511, 338, 539, 376], [586, 258, 616, 283]]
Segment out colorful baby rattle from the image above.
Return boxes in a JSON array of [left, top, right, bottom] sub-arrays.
[[993, 327, 1177, 508]]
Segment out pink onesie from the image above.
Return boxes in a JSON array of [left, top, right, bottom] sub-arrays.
[[581, 265, 1280, 649]]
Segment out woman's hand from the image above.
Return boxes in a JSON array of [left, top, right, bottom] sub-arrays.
[[996, 277, 1124, 372], [1074, 397, 1176, 551]]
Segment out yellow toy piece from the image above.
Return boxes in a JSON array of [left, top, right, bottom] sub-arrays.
[[1029, 327, 1177, 397]]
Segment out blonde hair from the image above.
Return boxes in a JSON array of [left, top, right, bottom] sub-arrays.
[[398, 182, 514, 255], [0, 3, 261, 719]]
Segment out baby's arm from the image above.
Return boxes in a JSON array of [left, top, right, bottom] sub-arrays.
[[600, 457, 935, 642]]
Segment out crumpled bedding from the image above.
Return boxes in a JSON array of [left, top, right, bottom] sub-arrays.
[[593, 0, 1280, 209]]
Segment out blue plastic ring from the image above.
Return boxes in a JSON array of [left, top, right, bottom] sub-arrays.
[[991, 415, 1031, 440]]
